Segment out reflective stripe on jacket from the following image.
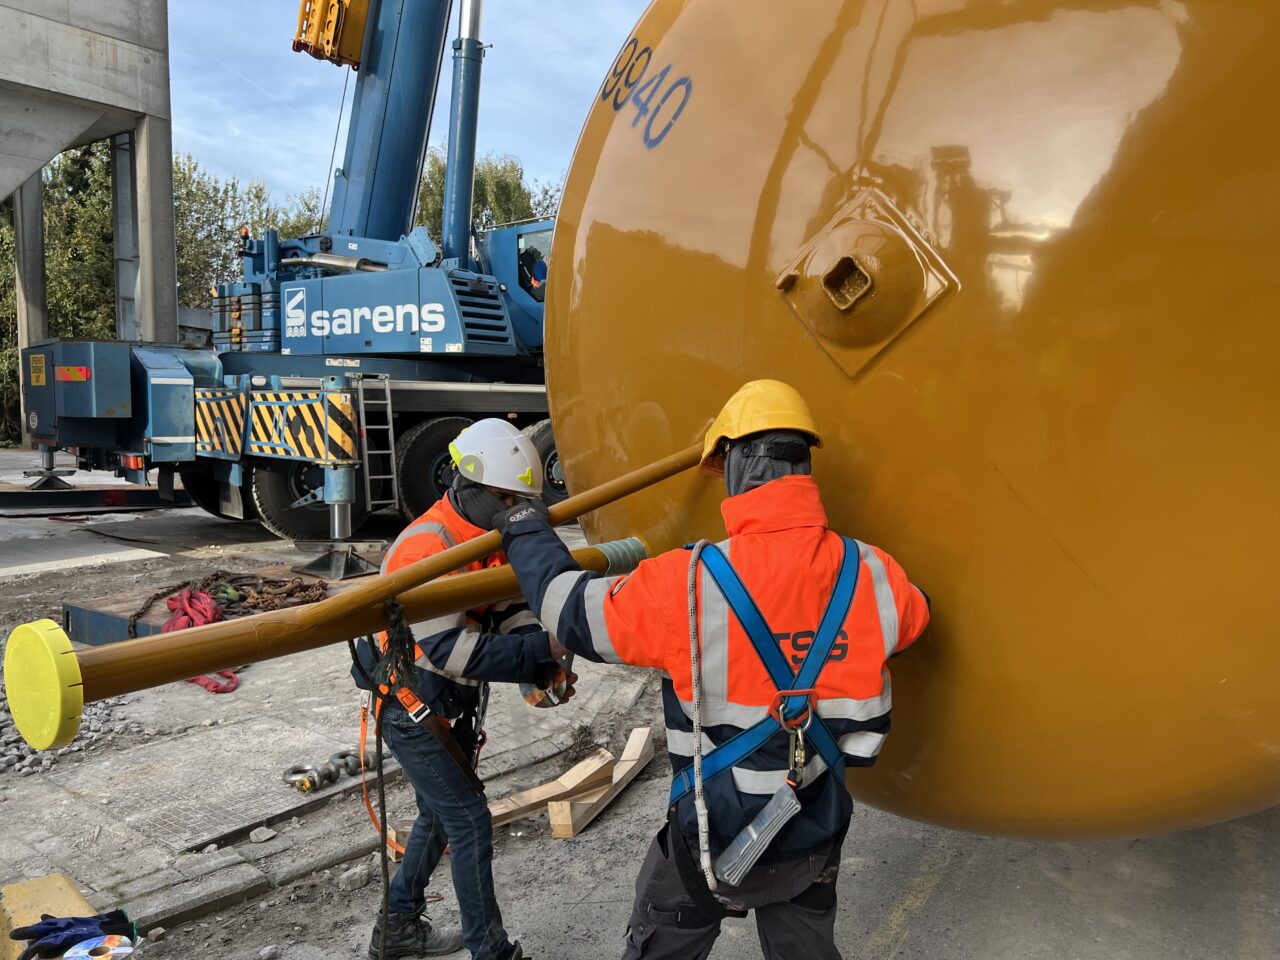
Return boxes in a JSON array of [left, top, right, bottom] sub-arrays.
[[372, 494, 555, 721], [502, 474, 930, 863]]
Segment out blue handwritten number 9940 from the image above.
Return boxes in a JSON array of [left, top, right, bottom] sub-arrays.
[[599, 35, 693, 150]]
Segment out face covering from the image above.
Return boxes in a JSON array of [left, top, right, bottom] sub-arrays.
[[723, 429, 813, 497], [448, 473, 511, 530]]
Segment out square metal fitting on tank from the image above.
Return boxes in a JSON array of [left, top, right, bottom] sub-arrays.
[[775, 188, 958, 380]]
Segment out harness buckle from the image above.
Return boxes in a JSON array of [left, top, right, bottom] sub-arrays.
[[768, 688, 818, 730]]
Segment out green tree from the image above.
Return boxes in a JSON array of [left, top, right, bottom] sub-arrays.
[[415, 147, 561, 243], [42, 143, 116, 340], [0, 199, 18, 445], [0, 148, 322, 440], [173, 153, 240, 309], [173, 153, 325, 309], [0, 144, 116, 444]]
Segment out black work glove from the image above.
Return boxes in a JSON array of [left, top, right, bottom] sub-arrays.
[[449, 480, 512, 531], [10, 911, 136, 960], [495, 498, 550, 535]]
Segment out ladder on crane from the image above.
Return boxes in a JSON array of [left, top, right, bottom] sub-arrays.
[[356, 375, 399, 513]]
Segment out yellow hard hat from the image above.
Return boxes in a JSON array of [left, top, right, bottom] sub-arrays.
[[700, 379, 822, 475]]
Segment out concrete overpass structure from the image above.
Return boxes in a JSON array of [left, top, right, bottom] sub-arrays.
[[3, 0, 179, 400]]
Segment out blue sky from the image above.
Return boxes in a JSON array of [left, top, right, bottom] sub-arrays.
[[168, 1, 647, 201]]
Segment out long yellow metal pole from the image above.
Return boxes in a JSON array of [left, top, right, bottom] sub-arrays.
[[4, 442, 702, 749], [77, 541, 642, 702]]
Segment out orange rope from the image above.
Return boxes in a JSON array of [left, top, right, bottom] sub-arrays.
[[359, 696, 406, 856]]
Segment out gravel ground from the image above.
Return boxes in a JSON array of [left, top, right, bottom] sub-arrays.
[[0, 552, 285, 788]]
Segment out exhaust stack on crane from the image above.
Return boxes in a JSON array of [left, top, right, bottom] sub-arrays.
[[441, 0, 485, 263]]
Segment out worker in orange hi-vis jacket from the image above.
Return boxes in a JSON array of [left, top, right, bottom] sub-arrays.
[[494, 380, 931, 960], [352, 418, 574, 960]]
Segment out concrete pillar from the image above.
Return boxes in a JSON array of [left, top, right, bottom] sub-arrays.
[[134, 114, 177, 343], [111, 132, 140, 342], [13, 172, 47, 447]]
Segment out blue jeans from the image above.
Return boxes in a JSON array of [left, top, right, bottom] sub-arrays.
[[380, 702, 513, 960]]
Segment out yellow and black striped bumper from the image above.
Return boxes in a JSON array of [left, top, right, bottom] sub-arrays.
[[194, 389, 248, 458], [246, 391, 359, 464]]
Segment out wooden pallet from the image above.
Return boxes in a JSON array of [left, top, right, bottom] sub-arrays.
[[384, 742, 650, 855], [384, 747, 621, 859], [490, 747, 616, 828]]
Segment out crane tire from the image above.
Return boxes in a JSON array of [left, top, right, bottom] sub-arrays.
[[523, 419, 569, 505], [395, 416, 473, 521], [179, 465, 258, 521], [249, 460, 368, 541]]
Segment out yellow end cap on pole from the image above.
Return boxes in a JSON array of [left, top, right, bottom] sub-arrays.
[[3, 619, 83, 750]]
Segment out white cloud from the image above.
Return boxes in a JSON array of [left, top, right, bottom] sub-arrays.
[[168, 0, 646, 201]]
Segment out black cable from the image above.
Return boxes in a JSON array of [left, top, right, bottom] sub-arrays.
[[376, 708, 390, 960], [318, 65, 352, 232], [347, 637, 389, 960], [383, 599, 420, 696]]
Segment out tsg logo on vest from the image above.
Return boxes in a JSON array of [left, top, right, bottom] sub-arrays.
[[283, 286, 448, 339]]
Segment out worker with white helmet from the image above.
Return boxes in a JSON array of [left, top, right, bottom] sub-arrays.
[[352, 418, 571, 960]]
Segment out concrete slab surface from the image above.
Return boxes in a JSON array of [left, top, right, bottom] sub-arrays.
[[0, 540, 166, 579], [0, 448, 116, 487], [50, 714, 375, 852]]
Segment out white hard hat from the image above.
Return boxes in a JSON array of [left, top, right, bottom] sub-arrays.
[[448, 418, 544, 496]]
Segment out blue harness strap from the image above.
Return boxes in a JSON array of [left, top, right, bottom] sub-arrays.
[[669, 538, 860, 805]]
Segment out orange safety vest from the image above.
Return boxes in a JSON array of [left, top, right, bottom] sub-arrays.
[[375, 495, 507, 720], [569, 475, 929, 728]]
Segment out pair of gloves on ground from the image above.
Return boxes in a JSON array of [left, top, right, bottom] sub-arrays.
[[8, 910, 135, 960]]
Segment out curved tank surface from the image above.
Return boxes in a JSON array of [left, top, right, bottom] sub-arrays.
[[545, 0, 1280, 838]]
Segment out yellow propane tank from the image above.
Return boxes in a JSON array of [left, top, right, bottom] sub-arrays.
[[546, 0, 1280, 838]]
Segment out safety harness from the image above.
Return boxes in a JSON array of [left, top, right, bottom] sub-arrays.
[[351, 605, 489, 855], [669, 536, 860, 896]]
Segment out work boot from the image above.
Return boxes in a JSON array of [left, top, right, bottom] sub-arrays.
[[367, 908, 464, 958]]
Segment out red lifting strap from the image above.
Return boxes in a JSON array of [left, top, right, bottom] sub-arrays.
[[161, 589, 240, 694]]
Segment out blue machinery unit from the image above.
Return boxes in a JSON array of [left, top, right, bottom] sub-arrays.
[[20, 0, 563, 545]]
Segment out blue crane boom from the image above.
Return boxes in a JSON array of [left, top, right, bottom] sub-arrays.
[[328, 0, 451, 241]]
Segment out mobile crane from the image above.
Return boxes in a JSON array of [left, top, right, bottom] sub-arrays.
[[20, 0, 563, 550]]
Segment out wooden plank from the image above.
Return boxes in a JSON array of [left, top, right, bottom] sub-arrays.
[[385, 819, 416, 862], [383, 749, 617, 857], [489, 748, 616, 828], [548, 728, 654, 839], [1, 874, 94, 960]]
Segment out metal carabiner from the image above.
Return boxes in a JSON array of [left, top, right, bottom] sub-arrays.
[[769, 688, 818, 731]]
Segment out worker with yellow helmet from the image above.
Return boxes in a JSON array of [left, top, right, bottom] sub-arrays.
[[495, 380, 931, 959]]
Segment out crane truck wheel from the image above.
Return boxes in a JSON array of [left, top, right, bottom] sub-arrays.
[[249, 461, 368, 541], [522, 419, 568, 506], [395, 417, 472, 520], [178, 466, 257, 521]]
